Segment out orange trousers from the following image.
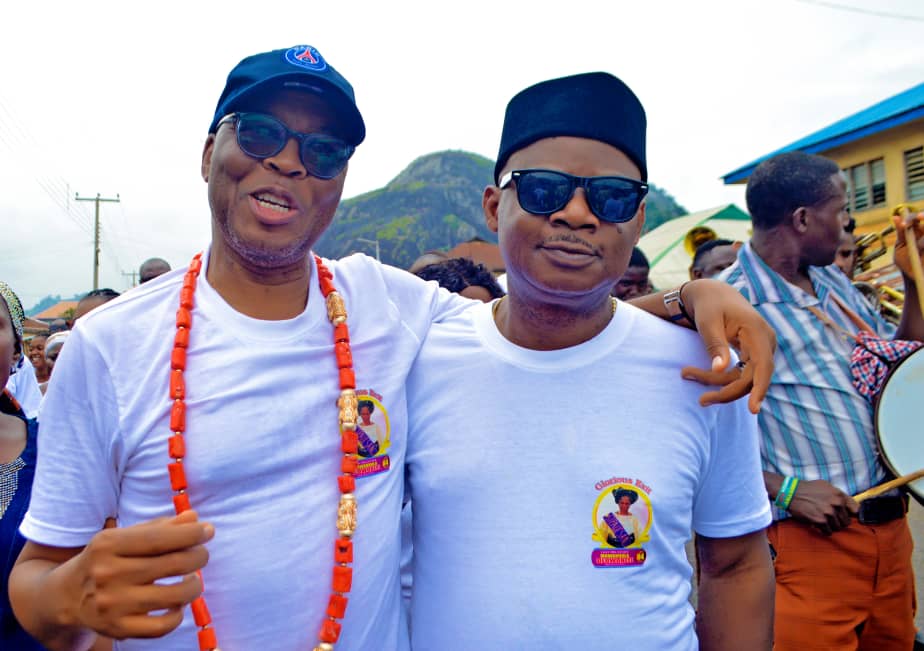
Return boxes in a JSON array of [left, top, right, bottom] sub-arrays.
[[767, 517, 915, 650]]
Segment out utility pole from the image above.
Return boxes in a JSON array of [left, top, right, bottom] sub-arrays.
[[121, 270, 139, 288], [75, 192, 120, 290], [357, 237, 381, 261]]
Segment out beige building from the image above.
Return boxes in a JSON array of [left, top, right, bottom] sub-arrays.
[[723, 82, 924, 236]]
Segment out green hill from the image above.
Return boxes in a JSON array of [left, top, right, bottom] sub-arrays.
[[642, 186, 687, 234], [315, 150, 686, 269]]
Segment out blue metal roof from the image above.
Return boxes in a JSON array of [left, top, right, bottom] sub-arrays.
[[723, 81, 924, 184]]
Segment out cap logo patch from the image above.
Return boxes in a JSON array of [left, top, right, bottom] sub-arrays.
[[285, 45, 327, 71]]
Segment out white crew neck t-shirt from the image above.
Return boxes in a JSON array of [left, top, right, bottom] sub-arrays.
[[22, 251, 469, 651], [406, 300, 771, 650], [5, 357, 42, 419]]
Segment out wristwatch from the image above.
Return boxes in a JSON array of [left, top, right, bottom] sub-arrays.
[[663, 287, 686, 323], [663, 283, 694, 325]]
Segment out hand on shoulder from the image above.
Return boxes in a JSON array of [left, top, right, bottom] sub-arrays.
[[679, 279, 776, 414]]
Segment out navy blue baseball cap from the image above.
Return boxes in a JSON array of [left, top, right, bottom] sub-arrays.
[[209, 45, 366, 146]]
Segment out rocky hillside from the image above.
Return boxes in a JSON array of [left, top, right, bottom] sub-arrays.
[[315, 150, 685, 268]]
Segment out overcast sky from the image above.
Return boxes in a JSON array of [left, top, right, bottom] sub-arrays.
[[2, 0, 923, 309]]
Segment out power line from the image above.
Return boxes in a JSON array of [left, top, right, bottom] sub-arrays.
[[0, 96, 96, 235], [35, 178, 91, 227], [33, 177, 93, 235], [794, 0, 924, 21], [99, 224, 131, 284], [113, 201, 142, 269], [0, 98, 76, 198]]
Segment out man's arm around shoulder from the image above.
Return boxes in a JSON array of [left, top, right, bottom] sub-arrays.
[[696, 529, 774, 651]]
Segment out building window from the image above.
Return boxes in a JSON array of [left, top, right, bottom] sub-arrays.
[[906, 146, 924, 202], [870, 159, 886, 206], [846, 158, 886, 212], [848, 164, 868, 211]]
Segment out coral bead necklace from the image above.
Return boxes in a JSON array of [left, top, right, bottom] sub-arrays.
[[167, 252, 359, 651]]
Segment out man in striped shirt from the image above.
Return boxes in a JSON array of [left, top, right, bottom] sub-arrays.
[[722, 151, 924, 649]]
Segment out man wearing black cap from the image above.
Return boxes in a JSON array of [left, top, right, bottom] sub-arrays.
[[10, 48, 775, 651], [404, 72, 774, 650]]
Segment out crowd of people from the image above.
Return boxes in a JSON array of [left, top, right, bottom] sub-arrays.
[[1, 43, 922, 651], [1, 259, 174, 649]]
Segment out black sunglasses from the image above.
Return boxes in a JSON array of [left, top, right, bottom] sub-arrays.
[[217, 112, 354, 180], [499, 169, 648, 223]]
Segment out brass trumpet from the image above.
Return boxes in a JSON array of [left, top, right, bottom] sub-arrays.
[[851, 203, 920, 323], [855, 225, 896, 272], [853, 268, 904, 325], [683, 226, 718, 257], [896, 203, 924, 322]]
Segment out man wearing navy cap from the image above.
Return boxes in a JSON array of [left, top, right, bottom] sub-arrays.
[[11, 48, 775, 651], [404, 72, 774, 650], [11, 44, 457, 651]]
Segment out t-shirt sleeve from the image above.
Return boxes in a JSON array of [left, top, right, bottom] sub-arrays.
[[692, 399, 771, 538], [8, 359, 43, 419], [378, 262, 475, 338], [20, 326, 121, 548]]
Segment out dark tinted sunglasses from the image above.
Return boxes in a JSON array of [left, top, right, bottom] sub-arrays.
[[217, 112, 354, 180], [499, 169, 648, 223]]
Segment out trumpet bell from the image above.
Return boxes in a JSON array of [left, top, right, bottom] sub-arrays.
[[852, 281, 880, 311], [683, 226, 718, 257], [854, 264, 905, 325], [854, 204, 919, 273]]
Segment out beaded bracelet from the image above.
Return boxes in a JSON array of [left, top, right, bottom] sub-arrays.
[[774, 476, 800, 510], [774, 477, 793, 508]]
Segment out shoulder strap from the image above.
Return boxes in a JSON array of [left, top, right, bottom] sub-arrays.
[[804, 292, 874, 343], [829, 294, 875, 334]]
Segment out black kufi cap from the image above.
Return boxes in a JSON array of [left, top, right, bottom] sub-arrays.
[[494, 72, 647, 184]]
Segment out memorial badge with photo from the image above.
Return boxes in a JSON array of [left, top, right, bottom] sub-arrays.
[[354, 389, 392, 478], [590, 478, 653, 568]]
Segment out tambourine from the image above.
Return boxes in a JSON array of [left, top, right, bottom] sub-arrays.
[[873, 347, 924, 505]]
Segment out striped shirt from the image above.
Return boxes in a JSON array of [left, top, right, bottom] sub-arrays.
[[722, 242, 895, 515]]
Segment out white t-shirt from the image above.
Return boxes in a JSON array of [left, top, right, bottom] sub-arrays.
[[22, 251, 468, 651], [405, 300, 771, 650], [5, 357, 42, 419]]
